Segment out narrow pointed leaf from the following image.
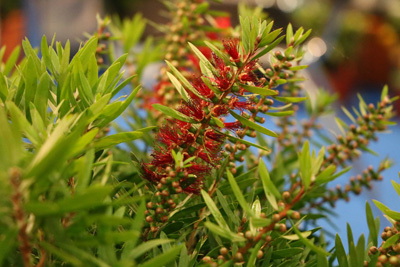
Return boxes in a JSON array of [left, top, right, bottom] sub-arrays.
[[229, 110, 278, 137], [227, 169, 253, 216], [201, 190, 229, 229], [153, 104, 197, 123]]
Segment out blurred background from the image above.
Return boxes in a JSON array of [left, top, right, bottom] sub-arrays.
[[1, 0, 400, 247]]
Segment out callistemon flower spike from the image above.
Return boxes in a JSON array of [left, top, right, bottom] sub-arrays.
[[142, 0, 233, 120], [142, 19, 301, 199]]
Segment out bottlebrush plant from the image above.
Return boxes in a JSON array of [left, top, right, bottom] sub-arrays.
[[0, 1, 399, 267]]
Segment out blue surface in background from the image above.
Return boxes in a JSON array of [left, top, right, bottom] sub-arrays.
[[307, 91, 400, 248]]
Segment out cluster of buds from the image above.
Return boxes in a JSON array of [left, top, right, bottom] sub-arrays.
[[145, 0, 231, 111], [367, 223, 400, 266], [94, 17, 112, 66], [324, 97, 394, 167], [307, 161, 390, 210], [201, 189, 304, 266]]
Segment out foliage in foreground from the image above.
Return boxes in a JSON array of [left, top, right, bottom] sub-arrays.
[[0, 1, 400, 266]]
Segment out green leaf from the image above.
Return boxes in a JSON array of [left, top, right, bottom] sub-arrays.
[[0, 228, 18, 265], [383, 234, 400, 249], [25, 185, 113, 216], [246, 241, 263, 267], [294, 29, 312, 46], [166, 60, 208, 101], [275, 79, 287, 85], [347, 223, 359, 267], [0, 74, 7, 102], [152, 104, 198, 123], [229, 110, 278, 137], [265, 110, 294, 117], [72, 36, 98, 70], [188, 42, 216, 75], [259, 158, 279, 210], [93, 131, 144, 150], [239, 83, 278, 96], [335, 117, 347, 135], [335, 234, 349, 267], [289, 65, 308, 71], [286, 23, 293, 46], [293, 226, 330, 256], [75, 149, 95, 192], [341, 106, 356, 123], [253, 36, 285, 60], [40, 35, 56, 74], [373, 200, 400, 221], [204, 40, 231, 65], [381, 85, 389, 102], [96, 85, 141, 127], [26, 115, 78, 177], [240, 16, 251, 53], [4, 45, 20, 76], [321, 166, 352, 183], [271, 248, 304, 259], [167, 72, 189, 102], [259, 28, 283, 47], [317, 254, 329, 267], [121, 200, 146, 259], [34, 72, 51, 122], [205, 221, 246, 242], [366, 201, 378, 246], [211, 116, 225, 128], [216, 189, 240, 227], [56, 242, 111, 267], [138, 245, 183, 267], [112, 75, 136, 97], [392, 180, 400, 198], [315, 165, 337, 184], [282, 231, 312, 240], [273, 96, 307, 103], [40, 241, 83, 266], [201, 190, 229, 229], [178, 246, 190, 267], [356, 234, 365, 267], [7, 102, 41, 146], [284, 46, 293, 58], [299, 140, 312, 189], [227, 169, 253, 216], [129, 239, 174, 259], [250, 218, 272, 228]]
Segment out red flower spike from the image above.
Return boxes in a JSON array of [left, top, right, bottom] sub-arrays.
[[188, 163, 211, 174], [244, 60, 257, 72], [223, 39, 240, 62], [205, 140, 221, 154], [238, 72, 254, 83], [205, 129, 225, 142], [157, 125, 183, 148], [198, 151, 218, 165], [229, 98, 253, 112], [212, 52, 226, 73], [172, 119, 191, 132], [192, 77, 215, 99], [178, 100, 205, 122], [224, 121, 242, 131], [183, 184, 202, 194], [142, 163, 162, 183], [151, 148, 174, 167], [211, 105, 229, 117]]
